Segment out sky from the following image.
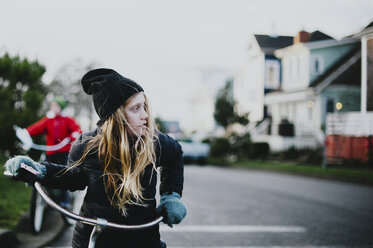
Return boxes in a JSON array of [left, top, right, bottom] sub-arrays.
[[1, 0, 372, 130]]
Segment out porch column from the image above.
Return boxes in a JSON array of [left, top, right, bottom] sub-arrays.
[[361, 36, 367, 114]]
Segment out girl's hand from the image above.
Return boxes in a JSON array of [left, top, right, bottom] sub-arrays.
[[156, 192, 187, 227], [5, 156, 46, 184]]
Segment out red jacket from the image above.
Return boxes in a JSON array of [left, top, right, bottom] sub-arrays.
[[26, 115, 82, 155]]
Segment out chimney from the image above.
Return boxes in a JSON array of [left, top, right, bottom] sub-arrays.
[[294, 31, 310, 44]]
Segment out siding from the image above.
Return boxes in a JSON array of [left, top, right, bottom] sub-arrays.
[[310, 44, 355, 83]]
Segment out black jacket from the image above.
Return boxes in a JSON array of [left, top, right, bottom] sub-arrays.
[[41, 129, 184, 248]]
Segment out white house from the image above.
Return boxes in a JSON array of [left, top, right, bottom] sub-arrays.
[[258, 31, 360, 152], [234, 34, 293, 122]]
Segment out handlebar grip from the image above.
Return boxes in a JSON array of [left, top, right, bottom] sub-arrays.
[[4, 166, 39, 185]]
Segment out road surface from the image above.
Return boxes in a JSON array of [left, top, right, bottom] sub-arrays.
[[46, 165, 373, 247]]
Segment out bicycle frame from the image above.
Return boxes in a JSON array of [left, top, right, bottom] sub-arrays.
[[4, 171, 163, 248]]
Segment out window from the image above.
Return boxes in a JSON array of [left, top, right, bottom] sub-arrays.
[[327, 98, 334, 113], [268, 66, 274, 82], [265, 59, 280, 89], [315, 59, 320, 72], [312, 55, 324, 75]]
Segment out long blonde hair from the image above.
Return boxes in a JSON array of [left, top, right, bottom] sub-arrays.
[[74, 93, 157, 215]]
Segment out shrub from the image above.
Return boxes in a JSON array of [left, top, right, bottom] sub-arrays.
[[210, 137, 231, 158], [342, 158, 364, 167], [282, 146, 299, 159], [250, 142, 270, 159], [303, 147, 323, 165], [230, 133, 251, 159], [281, 146, 323, 164]]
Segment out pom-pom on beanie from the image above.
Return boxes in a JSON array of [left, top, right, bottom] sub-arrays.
[[81, 68, 144, 122]]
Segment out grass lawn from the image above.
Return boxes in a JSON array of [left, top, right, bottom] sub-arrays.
[[207, 157, 373, 185], [232, 159, 373, 185], [0, 157, 32, 231]]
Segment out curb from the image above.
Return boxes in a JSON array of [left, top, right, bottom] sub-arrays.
[[0, 209, 66, 248]]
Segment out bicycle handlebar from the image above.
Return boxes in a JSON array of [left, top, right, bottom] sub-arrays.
[[3, 171, 163, 230], [14, 125, 71, 152]]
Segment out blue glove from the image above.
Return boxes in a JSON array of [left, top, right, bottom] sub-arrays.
[[4, 156, 46, 184], [156, 192, 187, 227]]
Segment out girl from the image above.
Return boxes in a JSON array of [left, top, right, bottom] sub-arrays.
[[5, 68, 187, 248]]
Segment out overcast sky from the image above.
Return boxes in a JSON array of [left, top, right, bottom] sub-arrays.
[[1, 0, 372, 127]]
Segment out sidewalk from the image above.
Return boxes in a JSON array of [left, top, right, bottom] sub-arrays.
[[0, 209, 66, 248]]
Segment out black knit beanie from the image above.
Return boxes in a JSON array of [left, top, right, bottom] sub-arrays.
[[81, 68, 144, 122]]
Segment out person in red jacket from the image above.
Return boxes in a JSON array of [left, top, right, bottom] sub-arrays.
[[26, 97, 82, 207], [26, 97, 82, 163]]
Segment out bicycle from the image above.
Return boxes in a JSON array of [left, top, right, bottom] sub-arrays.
[[14, 125, 82, 233], [4, 168, 163, 248], [29, 166, 84, 232]]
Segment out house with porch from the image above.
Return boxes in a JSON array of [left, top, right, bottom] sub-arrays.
[[251, 31, 360, 152], [325, 22, 373, 164]]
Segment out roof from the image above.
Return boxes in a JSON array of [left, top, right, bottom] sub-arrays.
[[255, 31, 335, 55], [353, 20, 373, 38], [275, 37, 358, 58], [364, 21, 373, 29], [311, 43, 361, 92], [309, 30, 335, 42], [254, 35, 293, 54]]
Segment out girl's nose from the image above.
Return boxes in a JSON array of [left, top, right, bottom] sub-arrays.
[[141, 109, 149, 120]]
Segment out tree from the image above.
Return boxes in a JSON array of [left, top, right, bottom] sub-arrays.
[[154, 117, 167, 133], [213, 80, 248, 131], [0, 53, 47, 155]]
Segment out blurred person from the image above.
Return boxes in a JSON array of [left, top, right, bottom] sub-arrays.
[[6, 68, 187, 248], [26, 96, 82, 162], [22, 96, 82, 206]]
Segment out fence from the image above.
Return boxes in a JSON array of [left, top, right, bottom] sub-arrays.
[[326, 112, 373, 162]]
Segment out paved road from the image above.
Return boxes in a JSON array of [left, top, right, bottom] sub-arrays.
[[46, 165, 373, 248]]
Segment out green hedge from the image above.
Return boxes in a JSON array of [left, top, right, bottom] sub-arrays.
[[209, 134, 269, 160]]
